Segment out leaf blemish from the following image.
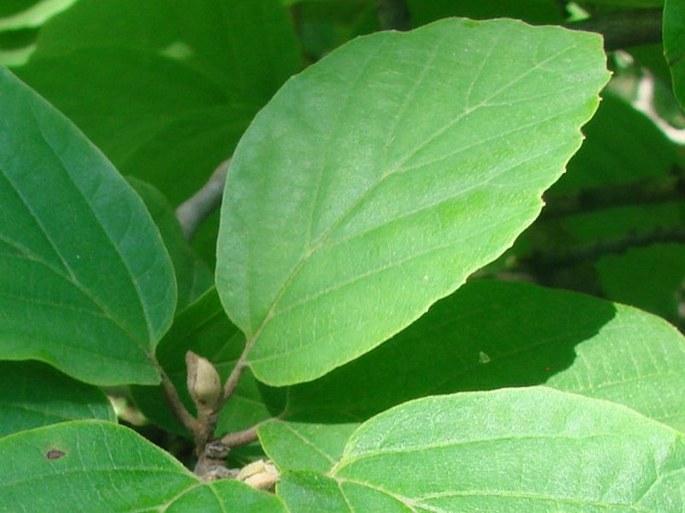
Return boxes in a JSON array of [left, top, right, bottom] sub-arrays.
[[46, 449, 66, 460]]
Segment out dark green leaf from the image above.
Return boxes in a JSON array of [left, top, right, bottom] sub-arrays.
[[0, 67, 176, 385], [0, 361, 114, 438], [13, 0, 301, 203], [129, 178, 212, 312]]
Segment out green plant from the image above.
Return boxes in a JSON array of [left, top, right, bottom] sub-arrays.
[[1, 0, 685, 511]]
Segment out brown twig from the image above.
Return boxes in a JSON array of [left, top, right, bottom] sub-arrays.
[[175, 158, 231, 239], [157, 364, 199, 438], [221, 423, 261, 448]]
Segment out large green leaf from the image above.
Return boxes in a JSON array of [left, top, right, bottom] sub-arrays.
[[259, 281, 685, 473], [0, 361, 115, 438], [278, 388, 685, 512], [13, 0, 301, 204], [0, 67, 176, 385], [664, 0, 685, 109], [0, 420, 285, 512], [216, 18, 610, 386]]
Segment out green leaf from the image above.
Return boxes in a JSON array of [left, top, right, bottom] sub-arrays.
[[278, 388, 685, 512], [0, 67, 176, 385], [0, 361, 114, 438], [260, 421, 359, 474], [217, 18, 610, 386], [260, 280, 685, 473], [131, 288, 286, 437], [665, 0, 685, 110], [129, 178, 213, 312], [0, 420, 285, 512], [13, 0, 301, 203], [596, 244, 685, 323]]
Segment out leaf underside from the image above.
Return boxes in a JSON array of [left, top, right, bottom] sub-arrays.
[[216, 17, 610, 386]]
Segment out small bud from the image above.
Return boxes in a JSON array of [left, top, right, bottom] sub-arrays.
[[237, 460, 280, 491], [186, 351, 222, 412]]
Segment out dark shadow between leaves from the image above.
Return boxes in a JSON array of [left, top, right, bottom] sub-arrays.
[[280, 279, 617, 422]]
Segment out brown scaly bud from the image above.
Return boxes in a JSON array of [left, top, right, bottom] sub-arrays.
[[186, 351, 222, 414]]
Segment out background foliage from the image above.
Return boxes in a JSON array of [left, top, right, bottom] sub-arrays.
[[0, 0, 684, 511]]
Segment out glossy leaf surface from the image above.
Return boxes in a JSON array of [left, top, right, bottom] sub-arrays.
[[217, 18, 609, 386]]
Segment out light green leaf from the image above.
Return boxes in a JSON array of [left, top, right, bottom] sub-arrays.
[[259, 421, 359, 474], [0, 67, 176, 385], [278, 388, 685, 512], [13, 0, 301, 203], [217, 18, 609, 386], [0, 420, 285, 512], [0, 361, 115, 438], [665, 0, 685, 109]]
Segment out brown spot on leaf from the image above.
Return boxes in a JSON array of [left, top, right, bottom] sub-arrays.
[[46, 449, 65, 460]]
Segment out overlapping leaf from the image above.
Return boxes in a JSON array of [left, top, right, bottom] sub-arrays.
[[278, 388, 685, 512], [0, 361, 114, 438], [13, 0, 301, 203], [0, 67, 176, 385], [0, 421, 285, 512], [260, 280, 685, 473], [217, 18, 609, 386]]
